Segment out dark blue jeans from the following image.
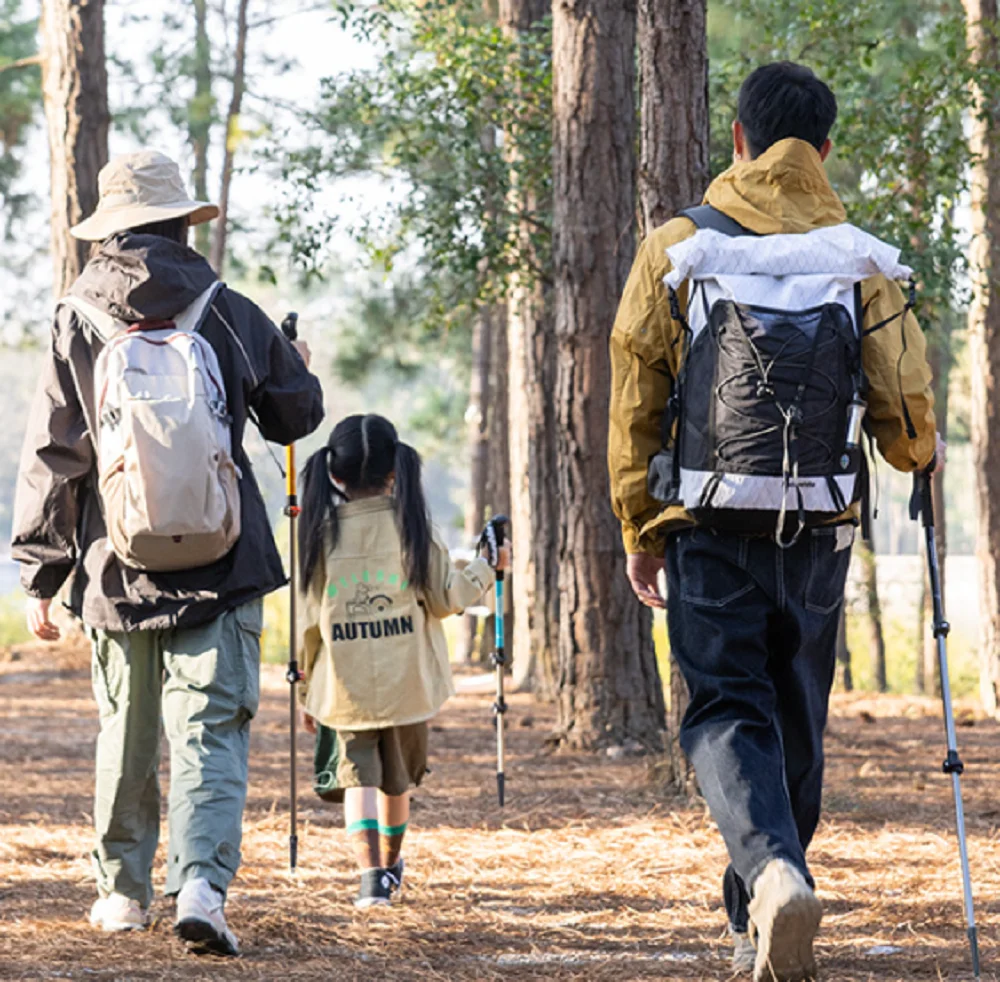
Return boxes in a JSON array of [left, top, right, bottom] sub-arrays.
[[665, 525, 852, 932]]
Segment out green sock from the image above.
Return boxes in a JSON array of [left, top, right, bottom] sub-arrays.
[[379, 822, 407, 869], [347, 818, 380, 868]]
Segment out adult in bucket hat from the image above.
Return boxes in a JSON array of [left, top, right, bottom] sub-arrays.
[[69, 149, 219, 241], [12, 150, 325, 956]]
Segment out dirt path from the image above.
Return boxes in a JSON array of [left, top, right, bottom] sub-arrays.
[[1, 650, 998, 981]]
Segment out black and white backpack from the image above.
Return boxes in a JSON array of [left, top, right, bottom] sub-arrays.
[[648, 206, 912, 547]]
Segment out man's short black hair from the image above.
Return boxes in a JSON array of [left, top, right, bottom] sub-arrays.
[[127, 216, 190, 244], [737, 62, 837, 158]]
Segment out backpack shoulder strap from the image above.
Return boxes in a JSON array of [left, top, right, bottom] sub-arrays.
[[678, 204, 758, 238]]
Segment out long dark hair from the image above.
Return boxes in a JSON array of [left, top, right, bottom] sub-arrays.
[[298, 414, 431, 593]]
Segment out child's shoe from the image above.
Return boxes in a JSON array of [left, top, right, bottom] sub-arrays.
[[355, 868, 395, 908], [387, 858, 404, 895]]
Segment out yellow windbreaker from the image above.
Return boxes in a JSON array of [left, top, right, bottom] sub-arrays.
[[608, 138, 937, 556]]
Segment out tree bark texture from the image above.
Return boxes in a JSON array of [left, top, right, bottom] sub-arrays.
[[856, 532, 886, 693], [637, 0, 708, 785], [457, 305, 493, 664], [835, 606, 853, 692], [552, 0, 665, 751], [637, 0, 709, 236], [966, 0, 1000, 716], [501, 0, 559, 698], [191, 0, 213, 257], [210, 0, 250, 274], [480, 301, 513, 663], [40, 0, 109, 298]]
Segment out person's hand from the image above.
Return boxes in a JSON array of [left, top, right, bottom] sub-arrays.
[[494, 543, 512, 572], [627, 553, 666, 610], [27, 598, 60, 641], [293, 339, 312, 369], [933, 432, 947, 474], [301, 708, 317, 735], [478, 538, 512, 571]]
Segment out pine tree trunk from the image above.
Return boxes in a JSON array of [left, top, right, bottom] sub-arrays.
[[478, 301, 513, 663], [40, 0, 109, 298], [191, 0, 213, 256], [211, 0, 250, 275], [835, 606, 853, 692], [501, 0, 559, 698], [857, 532, 887, 693], [552, 0, 665, 751], [457, 304, 492, 664], [637, 0, 709, 235], [637, 0, 707, 786], [966, 0, 1000, 716]]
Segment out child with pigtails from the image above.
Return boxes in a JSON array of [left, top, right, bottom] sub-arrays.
[[296, 413, 508, 907]]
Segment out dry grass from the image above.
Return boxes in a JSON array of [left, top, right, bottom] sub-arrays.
[[1, 655, 999, 981]]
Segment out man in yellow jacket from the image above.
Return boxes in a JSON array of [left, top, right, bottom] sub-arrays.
[[608, 64, 937, 981]]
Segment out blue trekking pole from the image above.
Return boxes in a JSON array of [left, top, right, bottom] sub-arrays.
[[480, 515, 509, 806], [912, 469, 981, 980]]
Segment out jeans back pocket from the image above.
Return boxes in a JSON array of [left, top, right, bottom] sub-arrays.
[[804, 528, 853, 615]]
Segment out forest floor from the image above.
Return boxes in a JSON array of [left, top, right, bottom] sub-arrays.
[[1, 647, 999, 981]]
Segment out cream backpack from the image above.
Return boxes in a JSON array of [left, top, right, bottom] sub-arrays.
[[62, 285, 241, 572]]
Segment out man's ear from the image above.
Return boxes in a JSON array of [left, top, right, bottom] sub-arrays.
[[819, 138, 833, 162], [732, 120, 748, 162]]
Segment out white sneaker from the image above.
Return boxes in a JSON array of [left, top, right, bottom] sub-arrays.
[[174, 877, 239, 957], [732, 929, 756, 973], [748, 859, 822, 982], [89, 893, 150, 932]]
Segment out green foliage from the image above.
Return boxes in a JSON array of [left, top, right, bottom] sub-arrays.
[[709, 0, 974, 329], [0, 0, 40, 235], [278, 0, 551, 332]]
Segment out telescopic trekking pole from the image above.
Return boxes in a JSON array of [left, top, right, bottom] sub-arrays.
[[912, 468, 981, 980], [479, 515, 509, 807], [281, 312, 303, 872]]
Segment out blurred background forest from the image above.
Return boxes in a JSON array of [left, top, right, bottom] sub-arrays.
[[1, 0, 999, 763]]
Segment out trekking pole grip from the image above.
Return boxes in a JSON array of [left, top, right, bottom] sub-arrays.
[[281, 311, 299, 342], [910, 468, 934, 529]]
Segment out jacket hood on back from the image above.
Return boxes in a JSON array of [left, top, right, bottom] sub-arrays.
[[70, 232, 217, 323], [705, 137, 847, 234]]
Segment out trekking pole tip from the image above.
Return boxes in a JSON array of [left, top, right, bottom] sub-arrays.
[[968, 925, 981, 980], [497, 772, 505, 808]]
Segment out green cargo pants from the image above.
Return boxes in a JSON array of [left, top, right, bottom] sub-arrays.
[[88, 600, 262, 908]]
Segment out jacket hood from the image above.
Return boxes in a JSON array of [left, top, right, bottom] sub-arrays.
[[705, 138, 847, 234], [70, 232, 217, 322]]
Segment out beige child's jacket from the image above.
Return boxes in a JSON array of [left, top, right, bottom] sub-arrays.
[[298, 497, 495, 730]]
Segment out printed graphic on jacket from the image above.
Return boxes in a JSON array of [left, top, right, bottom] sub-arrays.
[[329, 572, 414, 643]]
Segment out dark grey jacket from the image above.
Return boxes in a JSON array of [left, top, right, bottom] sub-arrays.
[[12, 233, 325, 631]]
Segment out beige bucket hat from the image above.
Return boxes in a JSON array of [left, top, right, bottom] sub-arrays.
[[70, 149, 219, 241]]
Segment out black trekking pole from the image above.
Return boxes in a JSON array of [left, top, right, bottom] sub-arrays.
[[912, 468, 981, 980], [479, 516, 509, 806], [281, 312, 303, 871]]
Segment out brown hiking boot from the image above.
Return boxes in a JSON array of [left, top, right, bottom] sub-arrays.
[[747, 859, 822, 981]]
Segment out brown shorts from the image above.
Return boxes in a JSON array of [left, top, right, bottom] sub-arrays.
[[313, 722, 428, 802]]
